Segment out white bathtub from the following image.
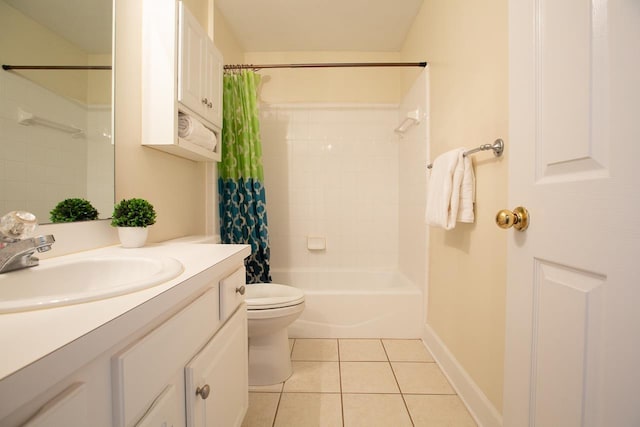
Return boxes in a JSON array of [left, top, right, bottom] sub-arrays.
[[270, 270, 423, 338]]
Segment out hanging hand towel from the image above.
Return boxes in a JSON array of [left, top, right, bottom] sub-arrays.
[[425, 148, 466, 230], [456, 154, 475, 223], [178, 113, 218, 151]]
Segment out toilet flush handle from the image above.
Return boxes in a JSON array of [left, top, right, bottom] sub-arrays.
[[235, 285, 246, 295]]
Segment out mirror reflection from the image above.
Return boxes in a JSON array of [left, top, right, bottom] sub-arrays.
[[0, 0, 114, 224]]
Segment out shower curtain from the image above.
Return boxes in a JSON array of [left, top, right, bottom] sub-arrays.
[[218, 70, 271, 283]]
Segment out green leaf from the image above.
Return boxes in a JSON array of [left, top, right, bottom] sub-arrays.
[[110, 198, 156, 227]]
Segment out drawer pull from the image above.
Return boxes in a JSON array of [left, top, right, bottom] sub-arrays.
[[235, 285, 246, 295], [196, 384, 210, 400]]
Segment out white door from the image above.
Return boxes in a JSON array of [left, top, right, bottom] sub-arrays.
[[504, 1, 640, 426]]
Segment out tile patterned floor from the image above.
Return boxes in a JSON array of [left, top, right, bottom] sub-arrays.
[[241, 338, 477, 427]]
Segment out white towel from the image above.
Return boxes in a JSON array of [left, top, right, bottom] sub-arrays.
[[178, 113, 217, 151], [425, 148, 475, 229], [457, 154, 475, 223]]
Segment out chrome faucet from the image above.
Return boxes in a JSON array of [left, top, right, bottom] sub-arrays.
[[0, 234, 55, 273], [0, 211, 55, 273]]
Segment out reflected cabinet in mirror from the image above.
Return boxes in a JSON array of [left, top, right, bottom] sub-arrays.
[[0, 0, 114, 224]]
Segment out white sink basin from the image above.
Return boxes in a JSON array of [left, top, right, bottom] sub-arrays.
[[0, 255, 184, 313]]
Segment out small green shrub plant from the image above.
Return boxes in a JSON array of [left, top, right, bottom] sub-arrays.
[[50, 198, 99, 223], [111, 198, 156, 228]]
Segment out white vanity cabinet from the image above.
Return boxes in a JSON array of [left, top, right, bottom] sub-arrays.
[[185, 303, 248, 427], [0, 245, 250, 427], [21, 383, 90, 427], [0, 343, 116, 426], [186, 267, 248, 427], [141, 0, 223, 162], [112, 288, 222, 427], [113, 283, 248, 427]]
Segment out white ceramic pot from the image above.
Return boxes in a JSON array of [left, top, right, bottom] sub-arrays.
[[117, 227, 149, 248]]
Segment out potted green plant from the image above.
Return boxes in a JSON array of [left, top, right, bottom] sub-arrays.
[[111, 198, 156, 248], [50, 198, 99, 223]]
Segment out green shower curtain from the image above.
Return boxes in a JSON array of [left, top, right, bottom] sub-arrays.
[[218, 70, 271, 283]]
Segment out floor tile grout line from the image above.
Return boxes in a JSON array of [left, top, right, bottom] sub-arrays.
[[270, 338, 297, 427], [271, 390, 284, 427], [337, 338, 345, 427], [247, 338, 465, 426], [250, 389, 458, 396], [383, 339, 416, 426]]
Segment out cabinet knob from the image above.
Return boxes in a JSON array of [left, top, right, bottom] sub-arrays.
[[208, 102, 213, 108], [235, 285, 246, 295], [201, 97, 208, 105], [196, 384, 210, 400]]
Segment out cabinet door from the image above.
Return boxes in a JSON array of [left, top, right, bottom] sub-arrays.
[[185, 306, 248, 427], [135, 385, 180, 427], [203, 43, 223, 128], [112, 289, 220, 427], [23, 383, 88, 427], [178, 2, 205, 116]]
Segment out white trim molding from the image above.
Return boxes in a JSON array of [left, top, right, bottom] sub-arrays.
[[421, 323, 503, 427]]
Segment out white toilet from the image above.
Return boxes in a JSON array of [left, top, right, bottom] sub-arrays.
[[245, 283, 305, 385]]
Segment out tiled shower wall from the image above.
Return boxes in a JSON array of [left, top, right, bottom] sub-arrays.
[[260, 104, 399, 272], [0, 71, 112, 221], [86, 105, 114, 219]]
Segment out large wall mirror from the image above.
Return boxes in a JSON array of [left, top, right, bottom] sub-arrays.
[[0, 0, 114, 224]]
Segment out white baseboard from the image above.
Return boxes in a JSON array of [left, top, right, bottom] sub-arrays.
[[421, 324, 503, 427]]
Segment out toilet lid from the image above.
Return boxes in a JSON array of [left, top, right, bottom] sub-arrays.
[[245, 283, 305, 310]]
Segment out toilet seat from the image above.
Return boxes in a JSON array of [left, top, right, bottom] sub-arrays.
[[245, 283, 305, 310]]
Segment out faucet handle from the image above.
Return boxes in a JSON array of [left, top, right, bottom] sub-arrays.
[[0, 211, 37, 240]]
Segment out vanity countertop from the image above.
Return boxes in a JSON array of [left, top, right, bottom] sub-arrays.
[[0, 239, 250, 383]]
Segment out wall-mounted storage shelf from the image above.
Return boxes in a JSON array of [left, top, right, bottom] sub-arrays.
[[141, 0, 223, 162]]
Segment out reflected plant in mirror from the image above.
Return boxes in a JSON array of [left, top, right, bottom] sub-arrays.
[[0, 0, 114, 223], [49, 198, 99, 223]]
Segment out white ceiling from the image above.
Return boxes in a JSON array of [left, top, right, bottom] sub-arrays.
[[5, 0, 112, 54], [216, 0, 424, 52]]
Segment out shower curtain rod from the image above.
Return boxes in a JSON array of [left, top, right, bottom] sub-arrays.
[[223, 61, 427, 71], [2, 65, 112, 70]]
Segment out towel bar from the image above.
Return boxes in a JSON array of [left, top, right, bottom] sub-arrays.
[[17, 108, 84, 138], [427, 139, 504, 169]]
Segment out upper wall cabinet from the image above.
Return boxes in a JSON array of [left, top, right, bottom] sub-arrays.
[[178, 3, 223, 127], [141, 0, 223, 162]]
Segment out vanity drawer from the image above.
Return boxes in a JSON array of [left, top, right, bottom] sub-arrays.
[[112, 288, 220, 427], [219, 267, 246, 321]]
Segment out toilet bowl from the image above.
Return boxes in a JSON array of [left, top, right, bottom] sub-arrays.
[[246, 283, 305, 386]]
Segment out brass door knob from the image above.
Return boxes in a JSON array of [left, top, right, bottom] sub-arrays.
[[495, 207, 529, 231]]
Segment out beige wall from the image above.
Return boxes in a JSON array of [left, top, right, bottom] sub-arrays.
[[0, 1, 90, 103], [401, 0, 508, 413], [87, 54, 112, 106], [214, 5, 245, 65], [244, 51, 403, 104], [183, 0, 208, 30], [114, 0, 245, 241], [114, 0, 209, 241]]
